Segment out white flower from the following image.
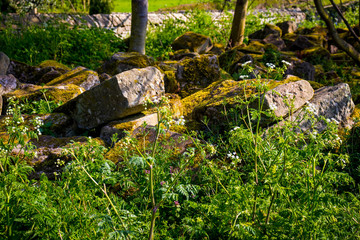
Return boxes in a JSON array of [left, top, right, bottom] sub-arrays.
[[238, 75, 249, 80], [227, 151, 240, 161], [241, 61, 252, 67], [230, 126, 240, 132], [306, 102, 318, 115], [281, 60, 292, 66], [266, 63, 276, 69], [269, 103, 278, 111]]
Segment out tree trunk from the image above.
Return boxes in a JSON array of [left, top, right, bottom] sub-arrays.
[[129, 0, 148, 55], [228, 0, 248, 48], [314, 0, 360, 66]]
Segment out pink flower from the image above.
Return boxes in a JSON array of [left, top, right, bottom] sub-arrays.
[[160, 181, 165, 186], [145, 170, 150, 174], [174, 201, 179, 206]]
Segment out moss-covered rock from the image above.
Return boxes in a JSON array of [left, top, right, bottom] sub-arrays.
[[38, 60, 70, 72], [98, 52, 155, 76], [3, 83, 85, 113], [171, 31, 213, 54], [182, 77, 307, 127], [176, 54, 221, 97], [45, 66, 100, 91], [100, 113, 158, 145], [28, 135, 105, 179], [301, 46, 331, 62], [249, 24, 282, 39], [105, 126, 195, 164]]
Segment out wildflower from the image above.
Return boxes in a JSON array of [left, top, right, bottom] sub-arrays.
[[173, 116, 186, 126], [269, 103, 278, 111], [160, 181, 165, 186], [266, 63, 276, 69], [241, 61, 252, 67], [174, 201, 180, 206], [230, 126, 240, 132], [145, 170, 150, 174], [227, 151, 240, 160], [306, 102, 318, 115], [281, 60, 292, 66], [238, 75, 249, 79]]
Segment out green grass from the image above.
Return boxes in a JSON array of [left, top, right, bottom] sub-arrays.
[[113, 0, 209, 12]]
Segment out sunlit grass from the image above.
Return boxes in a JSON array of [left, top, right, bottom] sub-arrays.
[[113, 0, 207, 12]]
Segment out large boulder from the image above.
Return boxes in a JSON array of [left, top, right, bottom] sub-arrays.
[[6, 60, 39, 83], [98, 52, 155, 76], [276, 21, 297, 35], [2, 84, 84, 114], [55, 67, 165, 130], [283, 83, 354, 132], [45, 66, 100, 91], [248, 24, 282, 39], [33, 60, 71, 85], [176, 54, 221, 97], [182, 77, 299, 125], [285, 60, 315, 81], [255, 80, 314, 118], [0, 74, 17, 95], [100, 113, 158, 145], [0, 52, 10, 75], [171, 31, 213, 54]]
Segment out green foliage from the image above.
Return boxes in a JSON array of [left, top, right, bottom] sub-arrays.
[[0, 21, 127, 69], [89, 0, 113, 14]]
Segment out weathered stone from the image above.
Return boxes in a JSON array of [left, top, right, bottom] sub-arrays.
[[33, 60, 70, 85], [176, 54, 221, 97], [210, 43, 225, 55], [100, 113, 158, 145], [300, 46, 331, 61], [249, 24, 282, 39], [28, 135, 104, 179], [45, 66, 100, 90], [182, 78, 299, 126], [276, 21, 297, 35], [171, 31, 213, 54], [6, 60, 38, 83], [0, 74, 17, 95], [98, 52, 155, 76], [0, 52, 10, 75], [263, 34, 286, 51], [38, 60, 70, 72], [105, 125, 194, 163], [285, 60, 315, 81], [289, 35, 316, 51], [255, 80, 314, 118], [55, 67, 165, 129], [3, 84, 84, 114], [170, 49, 200, 61], [283, 83, 354, 132]]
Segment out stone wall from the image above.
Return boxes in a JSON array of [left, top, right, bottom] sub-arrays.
[[0, 9, 306, 38]]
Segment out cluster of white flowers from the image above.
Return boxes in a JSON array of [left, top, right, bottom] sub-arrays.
[[151, 96, 161, 105], [241, 61, 252, 67], [230, 126, 240, 133], [269, 103, 278, 111], [6, 107, 14, 115], [31, 116, 44, 135], [310, 130, 318, 140], [227, 151, 240, 160], [305, 101, 318, 115], [281, 60, 292, 66], [172, 116, 186, 126], [266, 63, 276, 69], [326, 118, 340, 125], [238, 75, 249, 80], [55, 158, 65, 168]]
